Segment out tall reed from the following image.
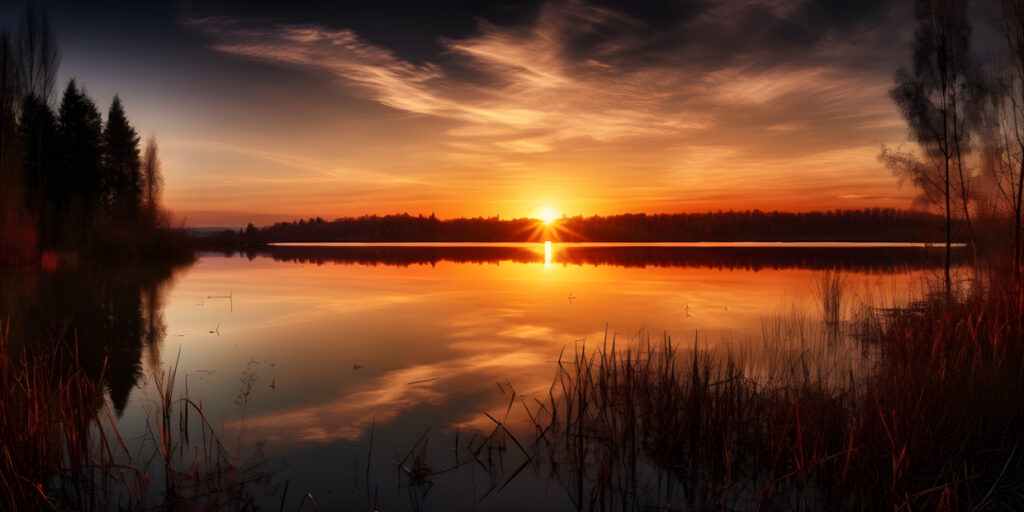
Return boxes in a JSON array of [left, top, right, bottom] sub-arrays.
[[0, 319, 278, 511], [0, 318, 109, 511], [529, 269, 1024, 510]]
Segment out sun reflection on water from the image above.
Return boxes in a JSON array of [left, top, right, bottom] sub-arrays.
[[156, 251, 929, 453]]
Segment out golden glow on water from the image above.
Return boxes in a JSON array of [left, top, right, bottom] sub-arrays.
[[151, 253, 928, 447]]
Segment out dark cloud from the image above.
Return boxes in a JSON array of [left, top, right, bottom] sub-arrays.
[[794, 0, 900, 33], [177, 0, 546, 62], [2, 0, 912, 75], [468, 0, 911, 77], [589, 0, 710, 30]]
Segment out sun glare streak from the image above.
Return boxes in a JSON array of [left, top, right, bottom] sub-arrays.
[[544, 241, 552, 270]]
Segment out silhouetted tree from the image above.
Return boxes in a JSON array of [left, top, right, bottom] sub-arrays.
[[57, 79, 104, 216], [234, 209, 941, 244], [885, 0, 982, 293], [103, 96, 141, 217], [17, 94, 57, 213], [987, 0, 1024, 279], [141, 135, 163, 213], [2, 5, 58, 204], [2, 6, 182, 259], [16, 5, 59, 103], [1, 5, 58, 261], [0, 30, 19, 184]]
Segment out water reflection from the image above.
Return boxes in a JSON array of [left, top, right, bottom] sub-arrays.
[[161, 249, 936, 445], [216, 242, 959, 272], [0, 258, 190, 415], [0, 245, 952, 509], [0, 244, 948, 424]]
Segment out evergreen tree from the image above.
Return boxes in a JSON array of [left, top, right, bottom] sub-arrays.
[[18, 94, 57, 214], [103, 95, 141, 217], [57, 79, 103, 213]]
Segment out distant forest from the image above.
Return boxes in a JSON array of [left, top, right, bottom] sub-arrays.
[[212, 208, 951, 244], [0, 7, 183, 264]]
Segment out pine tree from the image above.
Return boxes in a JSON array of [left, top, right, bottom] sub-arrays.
[[18, 94, 58, 214], [103, 95, 141, 217], [57, 79, 103, 212]]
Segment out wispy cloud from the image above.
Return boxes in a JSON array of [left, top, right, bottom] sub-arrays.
[[181, 4, 766, 155], [184, 0, 906, 156], [172, 0, 917, 221], [165, 139, 423, 185], [223, 351, 545, 444], [186, 9, 704, 153]]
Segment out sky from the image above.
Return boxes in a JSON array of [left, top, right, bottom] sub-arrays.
[[0, 0, 996, 227]]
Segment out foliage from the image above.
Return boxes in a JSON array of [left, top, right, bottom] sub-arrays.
[[884, 0, 984, 292], [0, 5, 176, 264], [103, 95, 142, 217], [230, 208, 945, 244]]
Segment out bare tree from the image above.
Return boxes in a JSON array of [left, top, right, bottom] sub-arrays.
[[986, 0, 1024, 279], [17, 5, 60, 104], [141, 135, 163, 213], [0, 30, 21, 184], [885, 0, 982, 294], [8, 6, 60, 234]]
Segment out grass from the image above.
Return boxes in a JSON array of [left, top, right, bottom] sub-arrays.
[[0, 318, 106, 511], [0, 319, 278, 511], [523, 267, 1024, 511]]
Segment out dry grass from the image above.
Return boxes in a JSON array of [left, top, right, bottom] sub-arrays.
[[525, 269, 1024, 511], [0, 319, 278, 511]]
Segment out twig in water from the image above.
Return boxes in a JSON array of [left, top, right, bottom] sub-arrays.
[[407, 377, 438, 385]]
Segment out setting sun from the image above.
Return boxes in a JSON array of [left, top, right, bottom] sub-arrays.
[[537, 206, 561, 224]]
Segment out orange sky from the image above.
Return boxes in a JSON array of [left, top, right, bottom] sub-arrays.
[[22, 0, 942, 227], [169, 3, 923, 226]]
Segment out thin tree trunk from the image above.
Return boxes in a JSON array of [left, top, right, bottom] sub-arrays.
[[942, 72, 952, 298], [1016, 157, 1024, 281], [946, 159, 952, 297]]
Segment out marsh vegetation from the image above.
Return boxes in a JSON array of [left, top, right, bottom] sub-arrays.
[[519, 272, 1024, 510]]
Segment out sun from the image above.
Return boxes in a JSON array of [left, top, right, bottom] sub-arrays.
[[536, 206, 561, 224]]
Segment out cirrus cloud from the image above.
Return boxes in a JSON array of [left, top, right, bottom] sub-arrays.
[[176, 0, 922, 220]]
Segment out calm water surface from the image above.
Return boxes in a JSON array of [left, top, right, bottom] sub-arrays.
[[4, 243, 952, 509]]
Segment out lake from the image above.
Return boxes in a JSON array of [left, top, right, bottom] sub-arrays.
[[1, 243, 955, 509]]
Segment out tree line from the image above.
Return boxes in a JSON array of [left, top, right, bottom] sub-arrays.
[[213, 208, 947, 244], [1, 6, 170, 263]]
